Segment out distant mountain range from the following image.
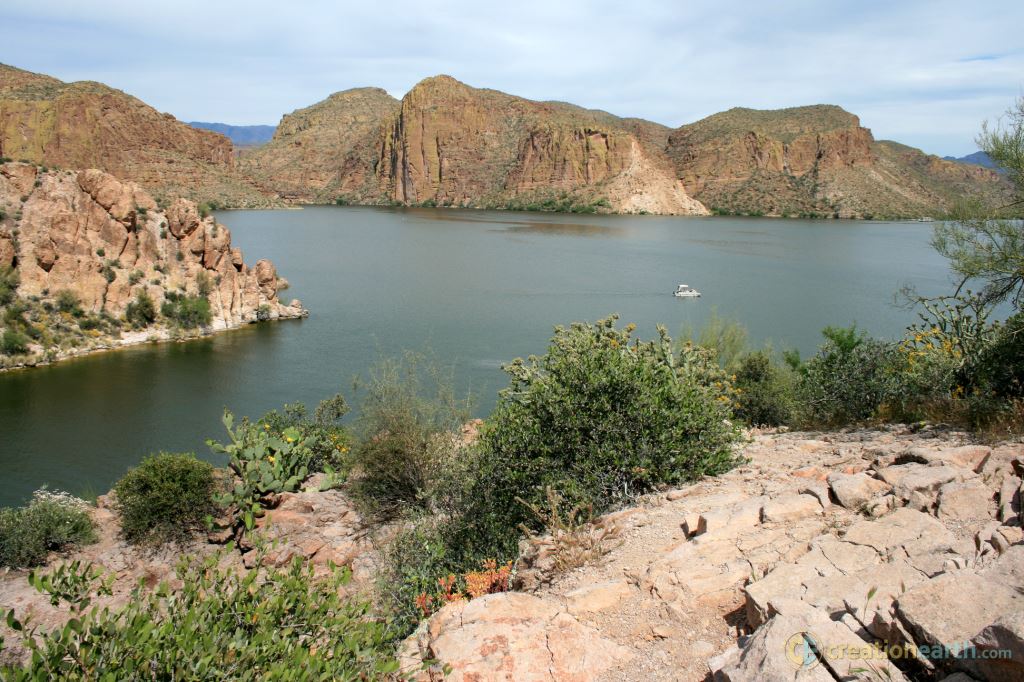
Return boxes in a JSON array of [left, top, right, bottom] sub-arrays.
[[188, 122, 276, 147], [0, 62, 1013, 218], [943, 151, 1003, 172]]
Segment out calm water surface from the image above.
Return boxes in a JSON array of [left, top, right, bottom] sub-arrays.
[[0, 207, 956, 505]]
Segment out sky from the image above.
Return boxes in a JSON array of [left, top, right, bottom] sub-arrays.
[[2, 0, 1022, 157]]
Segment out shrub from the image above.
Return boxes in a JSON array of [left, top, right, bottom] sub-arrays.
[[0, 550, 401, 679], [128, 269, 143, 285], [733, 351, 796, 426], [463, 316, 740, 560], [680, 309, 749, 370], [795, 325, 903, 426], [161, 291, 212, 329], [350, 352, 470, 518], [54, 289, 82, 316], [0, 266, 18, 306], [256, 397, 351, 474], [0, 489, 96, 568], [977, 312, 1024, 398], [112, 452, 217, 545], [125, 290, 156, 329], [1, 328, 30, 355]]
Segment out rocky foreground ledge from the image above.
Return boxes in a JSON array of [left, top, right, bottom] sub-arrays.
[[0, 162, 306, 369], [401, 427, 1023, 682], [1, 427, 1021, 680]]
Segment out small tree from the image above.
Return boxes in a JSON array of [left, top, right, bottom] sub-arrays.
[[125, 290, 157, 329]]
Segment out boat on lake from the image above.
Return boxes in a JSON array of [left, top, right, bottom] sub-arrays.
[[673, 284, 701, 298]]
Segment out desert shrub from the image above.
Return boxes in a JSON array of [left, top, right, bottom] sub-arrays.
[[462, 316, 740, 560], [0, 266, 18, 306], [350, 352, 471, 518], [112, 452, 217, 545], [517, 486, 622, 574], [0, 550, 401, 680], [256, 396, 351, 473], [0, 489, 96, 568], [1, 328, 30, 355], [161, 291, 212, 329], [125, 290, 157, 329], [976, 312, 1024, 398], [795, 325, 903, 426], [54, 290, 82, 316], [679, 309, 749, 370], [733, 350, 796, 426]]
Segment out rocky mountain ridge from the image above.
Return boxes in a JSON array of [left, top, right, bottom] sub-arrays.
[[0, 162, 305, 368], [0, 64, 273, 207]]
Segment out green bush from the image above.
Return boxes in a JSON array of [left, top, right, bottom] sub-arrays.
[[463, 316, 741, 559], [125, 290, 156, 329], [161, 291, 212, 329], [977, 312, 1024, 398], [0, 266, 18, 306], [256, 396, 351, 474], [0, 550, 401, 680], [734, 351, 796, 426], [1, 328, 30, 355], [795, 325, 903, 426], [54, 290, 82, 316], [112, 452, 217, 545], [0, 489, 96, 568], [351, 352, 470, 518], [680, 309, 749, 370]]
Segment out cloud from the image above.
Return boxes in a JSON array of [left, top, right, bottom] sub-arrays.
[[1, 0, 1021, 156]]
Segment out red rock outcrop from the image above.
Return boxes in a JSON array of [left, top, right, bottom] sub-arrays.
[[0, 63, 271, 207], [0, 162, 303, 328]]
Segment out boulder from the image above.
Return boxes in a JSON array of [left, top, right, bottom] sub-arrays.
[[971, 610, 1024, 682], [401, 593, 633, 681], [842, 508, 955, 559], [761, 494, 822, 524], [936, 480, 995, 522], [827, 472, 890, 510]]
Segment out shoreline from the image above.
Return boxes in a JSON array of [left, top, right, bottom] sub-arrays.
[[0, 309, 308, 373]]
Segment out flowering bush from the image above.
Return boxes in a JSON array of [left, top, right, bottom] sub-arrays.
[[0, 489, 96, 568]]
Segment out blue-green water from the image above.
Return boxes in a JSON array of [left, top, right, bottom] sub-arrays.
[[0, 207, 956, 506]]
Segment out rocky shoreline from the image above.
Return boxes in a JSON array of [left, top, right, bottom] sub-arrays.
[[2, 426, 1021, 679]]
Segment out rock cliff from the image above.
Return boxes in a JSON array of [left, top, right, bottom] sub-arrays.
[[0, 162, 304, 367], [240, 87, 400, 203], [667, 105, 1012, 218], [0, 64, 271, 207]]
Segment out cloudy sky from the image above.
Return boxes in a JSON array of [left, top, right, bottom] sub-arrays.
[[2, 0, 1021, 156]]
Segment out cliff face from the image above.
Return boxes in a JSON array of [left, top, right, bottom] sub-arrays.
[[0, 64, 271, 208], [375, 76, 708, 215], [0, 162, 303, 332], [667, 105, 1012, 218], [240, 87, 400, 203]]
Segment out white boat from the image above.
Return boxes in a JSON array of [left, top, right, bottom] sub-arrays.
[[673, 284, 701, 298]]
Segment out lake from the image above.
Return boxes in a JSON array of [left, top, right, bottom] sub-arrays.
[[0, 207, 957, 506]]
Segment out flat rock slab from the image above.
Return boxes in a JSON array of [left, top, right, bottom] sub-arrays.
[[827, 472, 889, 510], [936, 479, 995, 521], [761, 494, 822, 524], [403, 593, 633, 681], [842, 508, 954, 558]]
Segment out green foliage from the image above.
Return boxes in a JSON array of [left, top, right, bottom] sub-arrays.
[[795, 325, 903, 426], [1, 328, 30, 355], [733, 351, 796, 426], [0, 549, 401, 680], [0, 490, 96, 568], [0, 266, 18, 306], [351, 352, 471, 518], [54, 290, 82, 316], [256, 396, 352, 474], [161, 291, 212, 329], [977, 312, 1024, 398], [196, 271, 213, 298], [208, 411, 319, 534], [127, 269, 143, 285], [124, 290, 156, 329], [679, 309, 749, 370], [112, 452, 217, 545], [467, 317, 740, 559]]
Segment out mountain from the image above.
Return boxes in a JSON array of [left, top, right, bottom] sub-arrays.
[[188, 122, 276, 147], [0, 161, 304, 367], [240, 87, 401, 203], [666, 105, 1012, 218], [944, 150, 1002, 172], [0, 64, 272, 207], [245, 75, 707, 215]]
